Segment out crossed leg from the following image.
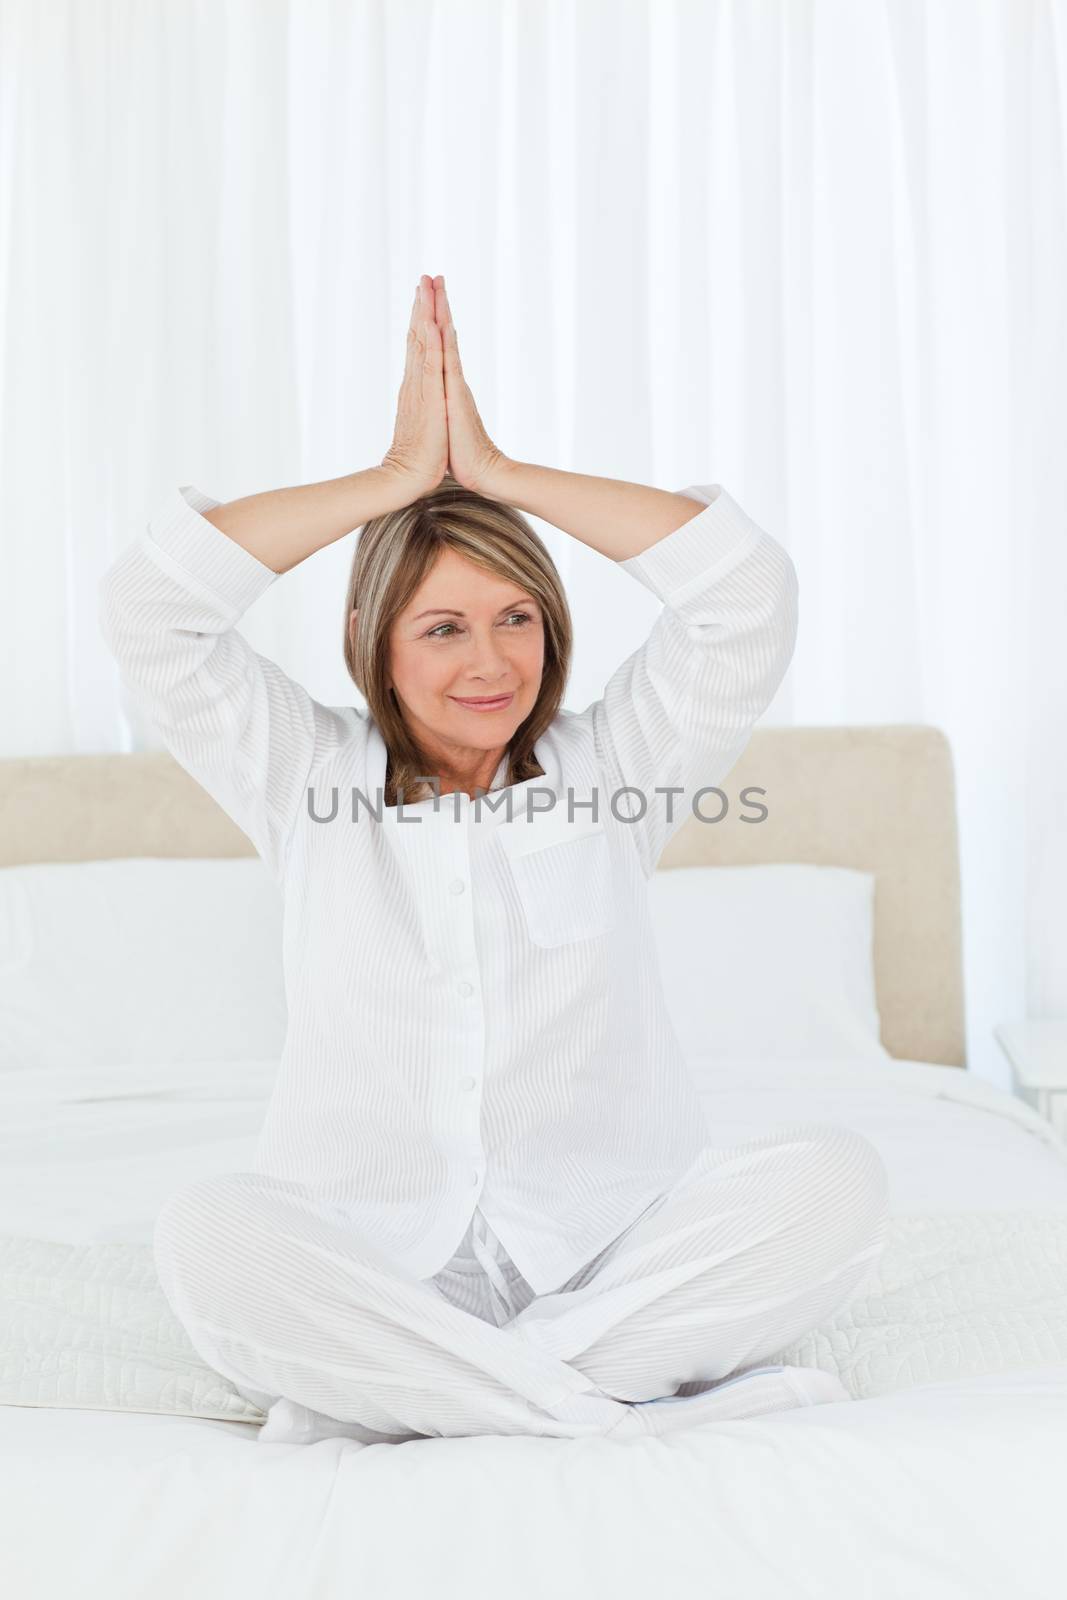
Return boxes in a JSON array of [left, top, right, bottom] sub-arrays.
[[506, 1121, 890, 1403], [151, 1173, 623, 1441]]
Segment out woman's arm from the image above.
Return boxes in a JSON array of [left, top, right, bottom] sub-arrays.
[[585, 483, 798, 876], [200, 463, 419, 576], [475, 459, 708, 562], [202, 276, 449, 573], [431, 275, 704, 557], [98, 483, 361, 882], [431, 274, 797, 875], [97, 278, 449, 880]]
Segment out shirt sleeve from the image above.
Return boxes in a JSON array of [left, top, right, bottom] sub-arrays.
[[97, 483, 360, 882], [585, 483, 799, 878]]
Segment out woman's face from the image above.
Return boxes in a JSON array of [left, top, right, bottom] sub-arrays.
[[383, 545, 546, 762]]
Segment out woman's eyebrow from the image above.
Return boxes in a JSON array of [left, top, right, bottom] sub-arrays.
[[411, 597, 539, 622]]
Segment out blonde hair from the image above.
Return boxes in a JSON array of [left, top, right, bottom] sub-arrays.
[[342, 471, 573, 807]]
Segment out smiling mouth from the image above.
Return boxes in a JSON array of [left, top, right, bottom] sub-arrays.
[[449, 693, 515, 710]]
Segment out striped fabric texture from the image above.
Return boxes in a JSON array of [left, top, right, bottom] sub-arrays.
[[151, 1121, 888, 1442], [98, 480, 799, 1295]]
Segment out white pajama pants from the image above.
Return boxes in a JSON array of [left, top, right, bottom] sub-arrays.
[[152, 1121, 889, 1443]]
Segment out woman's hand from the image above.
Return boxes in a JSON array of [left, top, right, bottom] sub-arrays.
[[433, 276, 513, 498], [379, 276, 449, 499]]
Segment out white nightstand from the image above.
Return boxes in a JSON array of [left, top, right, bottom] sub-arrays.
[[995, 1020, 1067, 1139]]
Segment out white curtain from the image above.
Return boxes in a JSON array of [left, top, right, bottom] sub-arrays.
[[1, 0, 1064, 1085]]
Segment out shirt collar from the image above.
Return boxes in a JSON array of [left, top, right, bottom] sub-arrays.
[[364, 715, 562, 826]]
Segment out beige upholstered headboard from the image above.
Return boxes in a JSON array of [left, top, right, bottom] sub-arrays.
[[0, 724, 965, 1068]]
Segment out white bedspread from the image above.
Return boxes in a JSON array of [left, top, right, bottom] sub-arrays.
[[2, 1053, 1066, 1600], [3, 1368, 1064, 1600]]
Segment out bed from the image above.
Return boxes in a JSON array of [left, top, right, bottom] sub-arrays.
[[1, 725, 1065, 1600]]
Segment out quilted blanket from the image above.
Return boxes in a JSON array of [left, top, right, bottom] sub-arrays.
[[0, 1234, 262, 1422], [2, 1211, 1067, 1421], [768, 1210, 1067, 1396]]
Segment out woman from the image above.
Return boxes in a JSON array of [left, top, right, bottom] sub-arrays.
[[98, 274, 888, 1446]]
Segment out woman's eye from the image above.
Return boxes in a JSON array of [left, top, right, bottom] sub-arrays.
[[427, 612, 534, 640]]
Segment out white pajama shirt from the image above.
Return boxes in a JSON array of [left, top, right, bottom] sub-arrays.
[[98, 478, 800, 1298]]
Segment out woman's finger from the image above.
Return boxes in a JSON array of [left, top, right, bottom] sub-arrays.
[[438, 283, 463, 379], [422, 309, 443, 371], [404, 283, 421, 378], [419, 275, 436, 332], [437, 278, 453, 337]]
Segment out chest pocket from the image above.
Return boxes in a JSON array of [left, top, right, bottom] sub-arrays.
[[496, 811, 616, 948]]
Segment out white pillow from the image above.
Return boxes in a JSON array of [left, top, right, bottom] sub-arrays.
[[647, 863, 888, 1061], [0, 858, 286, 1070]]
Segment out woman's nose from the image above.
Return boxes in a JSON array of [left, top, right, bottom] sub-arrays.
[[467, 631, 513, 675]]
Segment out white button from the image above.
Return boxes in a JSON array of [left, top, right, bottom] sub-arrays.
[[457, 980, 474, 997], [449, 878, 466, 895], [460, 1075, 477, 1091], [471, 1170, 480, 1187]]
